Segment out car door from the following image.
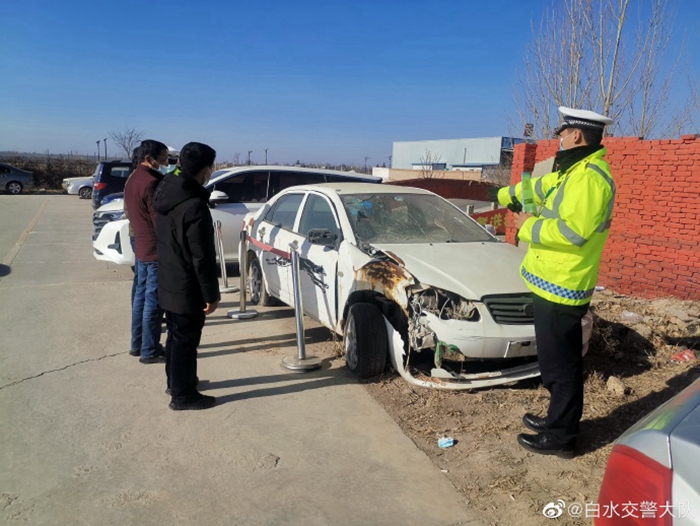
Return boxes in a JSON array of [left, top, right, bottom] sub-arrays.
[[288, 193, 341, 330], [210, 170, 270, 261], [0, 165, 9, 187], [255, 192, 305, 305]]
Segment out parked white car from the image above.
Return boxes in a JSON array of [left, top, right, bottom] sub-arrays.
[[241, 182, 578, 390], [92, 166, 380, 266], [62, 176, 94, 199]]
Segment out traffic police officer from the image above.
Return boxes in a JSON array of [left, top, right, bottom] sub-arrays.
[[498, 107, 615, 458]]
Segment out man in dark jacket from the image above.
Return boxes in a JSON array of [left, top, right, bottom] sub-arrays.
[[124, 140, 169, 363], [153, 142, 220, 411]]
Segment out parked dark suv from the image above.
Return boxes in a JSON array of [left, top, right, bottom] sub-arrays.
[[91, 161, 133, 209]]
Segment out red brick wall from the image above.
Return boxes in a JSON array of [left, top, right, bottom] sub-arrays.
[[506, 135, 700, 300]]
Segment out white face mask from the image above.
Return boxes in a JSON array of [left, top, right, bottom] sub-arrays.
[[559, 137, 566, 151]]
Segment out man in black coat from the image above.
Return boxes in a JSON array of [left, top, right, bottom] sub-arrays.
[[153, 142, 220, 411]]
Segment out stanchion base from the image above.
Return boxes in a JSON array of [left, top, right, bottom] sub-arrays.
[[282, 355, 322, 372], [227, 309, 258, 320], [220, 286, 240, 294]]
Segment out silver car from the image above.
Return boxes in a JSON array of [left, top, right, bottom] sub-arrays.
[[62, 176, 93, 199], [0, 163, 34, 194], [596, 377, 700, 525]]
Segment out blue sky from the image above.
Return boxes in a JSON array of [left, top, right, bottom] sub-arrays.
[[1, 0, 698, 165]]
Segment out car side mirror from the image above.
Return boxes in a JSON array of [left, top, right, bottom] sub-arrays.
[[307, 228, 337, 247], [209, 190, 228, 207]]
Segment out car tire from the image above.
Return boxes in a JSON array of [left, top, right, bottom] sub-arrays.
[[344, 302, 388, 378], [79, 187, 92, 199], [248, 255, 275, 306], [6, 181, 23, 195]]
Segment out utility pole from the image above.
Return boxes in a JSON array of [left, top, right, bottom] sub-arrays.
[[264, 148, 268, 164], [247, 150, 253, 165], [104, 138, 108, 160], [96, 140, 101, 161], [387, 155, 392, 167], [364, 156, 371, 174]]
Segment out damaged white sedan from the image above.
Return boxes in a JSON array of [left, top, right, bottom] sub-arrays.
[[243, 183, 589, 390]]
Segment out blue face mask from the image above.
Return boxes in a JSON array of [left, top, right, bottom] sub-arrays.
[[559, 137, 565, 151], [158, 164, 176, 175]]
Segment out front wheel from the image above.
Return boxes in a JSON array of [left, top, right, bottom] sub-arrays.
[[79, 186, 92, 199], [344, 303, 388, 378], [6, 181, 22, 194], [247, 255, 276, 306]]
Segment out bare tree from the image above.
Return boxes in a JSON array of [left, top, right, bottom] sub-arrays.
[[108, 127, 145, 158], [514, 0, 696, 140], [232, 153, 241, 165], [419, 150, 443, 179]]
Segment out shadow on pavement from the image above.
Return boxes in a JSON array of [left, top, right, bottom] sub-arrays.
[[207, 359, 355, 405]]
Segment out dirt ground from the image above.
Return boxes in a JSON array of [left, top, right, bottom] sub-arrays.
[[329, 290, 700, 526]]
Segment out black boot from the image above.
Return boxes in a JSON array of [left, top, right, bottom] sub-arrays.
[[522, 413, 547, 432], [517, 433, 575, 459]]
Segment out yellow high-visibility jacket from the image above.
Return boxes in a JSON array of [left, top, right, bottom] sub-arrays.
[[498, 148, 615, 306]]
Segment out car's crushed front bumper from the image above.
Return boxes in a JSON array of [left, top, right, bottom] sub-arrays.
[[385, 318, 541, 390]]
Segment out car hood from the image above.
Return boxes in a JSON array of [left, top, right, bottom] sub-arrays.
[[369, 241, 528, 300], [96, 200, 125, 213]]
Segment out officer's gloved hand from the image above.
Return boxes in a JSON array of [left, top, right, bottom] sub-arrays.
[[507, 196, 523, 213]]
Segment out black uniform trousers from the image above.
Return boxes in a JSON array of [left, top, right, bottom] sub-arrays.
[[165, 310, 205, 403], [533, 293, 589, 445]]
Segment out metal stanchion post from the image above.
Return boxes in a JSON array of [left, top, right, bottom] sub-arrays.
[[227, 230, 257, 320], [282, 244, 321, 371], [215, 220, 239, 294]]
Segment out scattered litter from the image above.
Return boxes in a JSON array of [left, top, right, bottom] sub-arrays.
[[670, 349, 697, 363], [438, 436, 455, 449], [595, 286, 606, 292], [441, 469, 449, 473], [621, 310, 645, 324], [606, 376, 630, 396]]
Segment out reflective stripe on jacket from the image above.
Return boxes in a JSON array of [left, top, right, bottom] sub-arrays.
[[498, 148, 615, 306]]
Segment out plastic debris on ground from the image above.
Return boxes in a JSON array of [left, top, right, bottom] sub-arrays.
[[438, 436, 455, 448], [670, 349, 697, 363]]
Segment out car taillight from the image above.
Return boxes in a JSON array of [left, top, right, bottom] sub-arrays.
[[94, 182, 107, 190], [596, 444, 673, 525]]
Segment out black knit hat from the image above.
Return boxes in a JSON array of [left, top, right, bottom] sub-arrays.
[[179, 142, 216, 177]]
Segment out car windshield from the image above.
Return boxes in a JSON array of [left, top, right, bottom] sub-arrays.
[[341, 193, 494, 244]]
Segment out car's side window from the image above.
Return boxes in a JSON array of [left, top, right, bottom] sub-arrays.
[[268, 171, 326, 198], [0, 166, 10, 174], [266, 193, 304, 231], [110, 167, 131, 179], [297, 194, 340, 240], [215, 172, 269, 204]]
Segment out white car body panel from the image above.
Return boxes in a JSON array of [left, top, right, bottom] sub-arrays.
[[93, 219, 134, 265]]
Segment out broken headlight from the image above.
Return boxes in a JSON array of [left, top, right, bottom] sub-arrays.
[[411, 288, 480, 321]]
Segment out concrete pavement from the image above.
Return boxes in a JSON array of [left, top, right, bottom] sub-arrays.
[[0, 195, 484, 526]]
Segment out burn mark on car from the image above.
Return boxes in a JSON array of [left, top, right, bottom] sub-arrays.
[[354, 260, 414, 310]]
